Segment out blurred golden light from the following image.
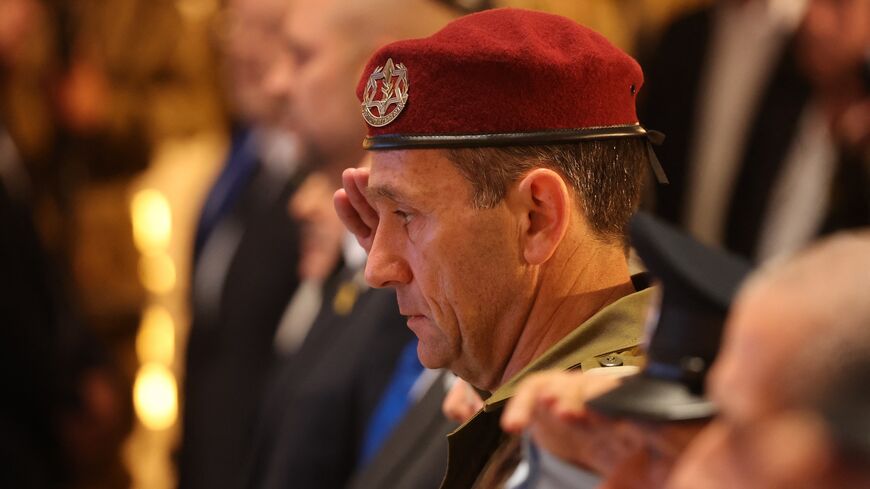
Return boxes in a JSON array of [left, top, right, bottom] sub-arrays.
[[176, 0, 220, 21], [139, 253, 177, 294], [136, 306, 175, 365], [131, 189, 172, 253], [133, 363, 178, 431]]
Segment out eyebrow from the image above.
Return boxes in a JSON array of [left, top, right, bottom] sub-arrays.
[[365, 184, 410, 205]]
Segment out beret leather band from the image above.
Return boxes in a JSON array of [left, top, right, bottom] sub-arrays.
[[363, 123, 663, 150], [363, 124, 669, 183]]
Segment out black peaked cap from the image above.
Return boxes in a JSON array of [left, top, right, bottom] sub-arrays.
[[587, 213, 752, 422]]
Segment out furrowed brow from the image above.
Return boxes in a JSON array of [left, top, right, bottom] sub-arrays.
[[365, 184, 408, 205]]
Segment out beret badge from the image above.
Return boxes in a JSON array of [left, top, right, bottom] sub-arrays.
[[361, 58, 409, 128]]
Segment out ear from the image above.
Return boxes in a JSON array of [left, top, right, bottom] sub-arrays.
[[512, 168, 571, 265]]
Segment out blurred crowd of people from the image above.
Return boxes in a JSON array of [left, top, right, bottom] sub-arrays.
[[0, 0, 867, 488]]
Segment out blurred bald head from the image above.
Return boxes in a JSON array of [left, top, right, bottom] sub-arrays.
[[717, 231, 870, 411], [668, 231, 870, 489], [266, 0, 457, 174]]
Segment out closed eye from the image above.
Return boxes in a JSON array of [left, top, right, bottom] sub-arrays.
[[393, 209, 413, 225]]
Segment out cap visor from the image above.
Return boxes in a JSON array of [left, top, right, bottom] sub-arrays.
[[586, 374, 716, 422]]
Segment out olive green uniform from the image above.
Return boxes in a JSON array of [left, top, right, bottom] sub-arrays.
[[440, 284, 655, 489]]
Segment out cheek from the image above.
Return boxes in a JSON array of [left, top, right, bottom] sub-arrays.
[[409, 209, 525, 358], [420, 229, 510, 320]]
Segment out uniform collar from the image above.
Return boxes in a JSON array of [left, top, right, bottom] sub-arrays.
[[482, 283, 655, 411]]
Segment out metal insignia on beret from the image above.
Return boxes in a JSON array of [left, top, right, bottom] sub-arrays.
[[361, 58, 409, 127]]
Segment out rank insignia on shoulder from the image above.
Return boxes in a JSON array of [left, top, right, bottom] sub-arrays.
[[598, 354, 625, 368], [361, 58, 409, 128]]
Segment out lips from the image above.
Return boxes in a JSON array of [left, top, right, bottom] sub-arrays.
[[405, 315, 428, 330], [397, 301, 426, 319], [397, 293, 427, 322]]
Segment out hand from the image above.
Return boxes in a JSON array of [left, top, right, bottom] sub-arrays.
[[501, 371, 620, 432], [501, 370, 636, 474], [443, 378, 484, 423], [291, 172, 345, 281], [333, 167, 379, 253]]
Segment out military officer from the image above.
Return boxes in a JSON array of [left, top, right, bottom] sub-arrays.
[[335, 8, 668, 488]]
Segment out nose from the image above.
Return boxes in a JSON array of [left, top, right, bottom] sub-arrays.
[[263, 52, 294, 102], [364, 224, 412, 288]]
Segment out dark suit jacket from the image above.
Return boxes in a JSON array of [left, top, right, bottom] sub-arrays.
[[641, 8, 869, 258], [245, 264, 413, 489], [346, 370, 459, 489], [0, 132, 108, 488], [0, 175, 66, 489], [179, 157, 303, 489], [640, 6, 820, 260]]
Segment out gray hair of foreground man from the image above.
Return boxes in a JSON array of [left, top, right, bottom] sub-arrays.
[[447, 138, 650, 245], [737, 230, 870, 407], [668, 231, 870, 489]]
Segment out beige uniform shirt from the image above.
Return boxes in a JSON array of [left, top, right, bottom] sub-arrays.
[[439, 285, 655, 489]]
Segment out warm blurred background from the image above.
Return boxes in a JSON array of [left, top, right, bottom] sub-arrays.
[[1, 0, 866, 488]]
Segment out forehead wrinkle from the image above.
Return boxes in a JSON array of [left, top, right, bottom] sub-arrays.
[[365, 183, 409, 206]]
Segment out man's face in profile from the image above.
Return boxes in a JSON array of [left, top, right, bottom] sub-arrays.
[[363, 148, 537, 388]]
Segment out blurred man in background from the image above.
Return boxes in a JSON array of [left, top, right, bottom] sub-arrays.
[[794, 0, 870, 235], [669, 231, 870, 489], [641, 0, 868, 262], [178, 0, 305, 487], [242, 1, 460, 488]]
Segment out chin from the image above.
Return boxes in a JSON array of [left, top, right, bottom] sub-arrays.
[[415, 341, 452, 370]]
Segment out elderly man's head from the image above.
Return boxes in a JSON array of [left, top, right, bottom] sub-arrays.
[[266, 0, 456, 171], [669, 231, 870, 489]]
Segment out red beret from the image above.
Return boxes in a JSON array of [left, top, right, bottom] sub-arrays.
[[357, 8, 656, 150]]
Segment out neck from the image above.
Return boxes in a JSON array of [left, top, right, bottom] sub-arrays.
[[495, 238, 634, 388]]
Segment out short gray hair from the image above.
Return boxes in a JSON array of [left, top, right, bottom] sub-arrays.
[[444, 137, 650, 245]]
